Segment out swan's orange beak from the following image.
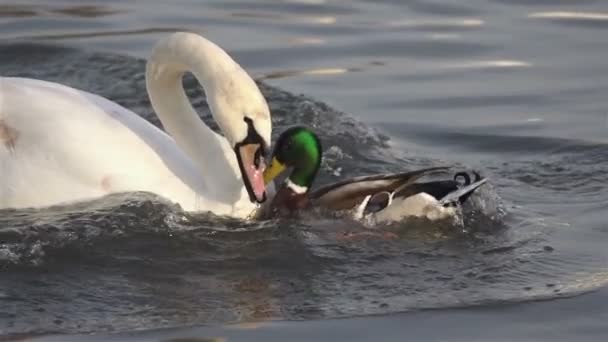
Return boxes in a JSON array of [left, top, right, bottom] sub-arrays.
[[237, 143, 267, 203]]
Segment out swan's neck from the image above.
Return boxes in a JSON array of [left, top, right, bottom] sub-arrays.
[[145, 33, 243, 196]]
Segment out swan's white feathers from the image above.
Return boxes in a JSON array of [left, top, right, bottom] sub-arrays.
[[1, 77, 213, 211]]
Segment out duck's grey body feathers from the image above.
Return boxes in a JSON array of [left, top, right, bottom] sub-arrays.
[[310, 167, 449, 210], [309, 169, 487, 223]]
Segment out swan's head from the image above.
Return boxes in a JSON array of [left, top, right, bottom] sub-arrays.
[[207, 67, 272, 204]]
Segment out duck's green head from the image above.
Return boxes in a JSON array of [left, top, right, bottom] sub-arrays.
[[263, 127, 322, 193]]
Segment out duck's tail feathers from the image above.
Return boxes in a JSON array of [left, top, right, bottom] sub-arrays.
[[438, 172, 487, 206]]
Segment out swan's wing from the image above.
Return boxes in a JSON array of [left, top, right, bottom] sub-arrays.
[[0, 77, 215, 211], [309, 167, 448, 210]]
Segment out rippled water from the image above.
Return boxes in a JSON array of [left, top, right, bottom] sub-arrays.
[[1, 0, 608, 340]]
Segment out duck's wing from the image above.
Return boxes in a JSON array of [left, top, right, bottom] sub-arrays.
[[394, 180, 460, 201], [393, 172, 487, 205], [438, 177, 487, 205], [309, 167, 448, 210], [363, 172, 488, 222]]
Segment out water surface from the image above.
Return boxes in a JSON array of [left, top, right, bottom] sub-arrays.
[[1, 0, 608, 340]]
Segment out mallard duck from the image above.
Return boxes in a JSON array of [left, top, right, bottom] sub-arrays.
[[1, 32, 272, 218], [262, 127, 487, 223]]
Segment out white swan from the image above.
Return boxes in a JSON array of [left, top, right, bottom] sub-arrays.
[[0, 32, 272, 218]]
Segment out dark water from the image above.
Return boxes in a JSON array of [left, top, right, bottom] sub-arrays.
[[1, 0, 608, 340]]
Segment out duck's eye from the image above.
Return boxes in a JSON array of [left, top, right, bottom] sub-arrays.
[[285, 140, 294, 152]]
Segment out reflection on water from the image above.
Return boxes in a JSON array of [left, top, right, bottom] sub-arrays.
[[14, 27, 190, 41], [231, 11, 337, 25], [385, 18, 484, 29], [286, 36, 325, 45], [0, 4, 122, 18], [441, 60, 532, 69], [529, 11, 608, 21], [260, 67, 360, 80], [0, 5, 37, 17]]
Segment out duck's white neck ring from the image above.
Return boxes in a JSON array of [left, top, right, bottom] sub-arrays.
[[286, 178, 308, 194]]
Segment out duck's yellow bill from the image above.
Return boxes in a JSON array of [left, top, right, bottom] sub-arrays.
[[263, 157, 286, 184]]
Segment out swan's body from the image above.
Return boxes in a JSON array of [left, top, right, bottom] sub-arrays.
[[0, 32, 271, 218]]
